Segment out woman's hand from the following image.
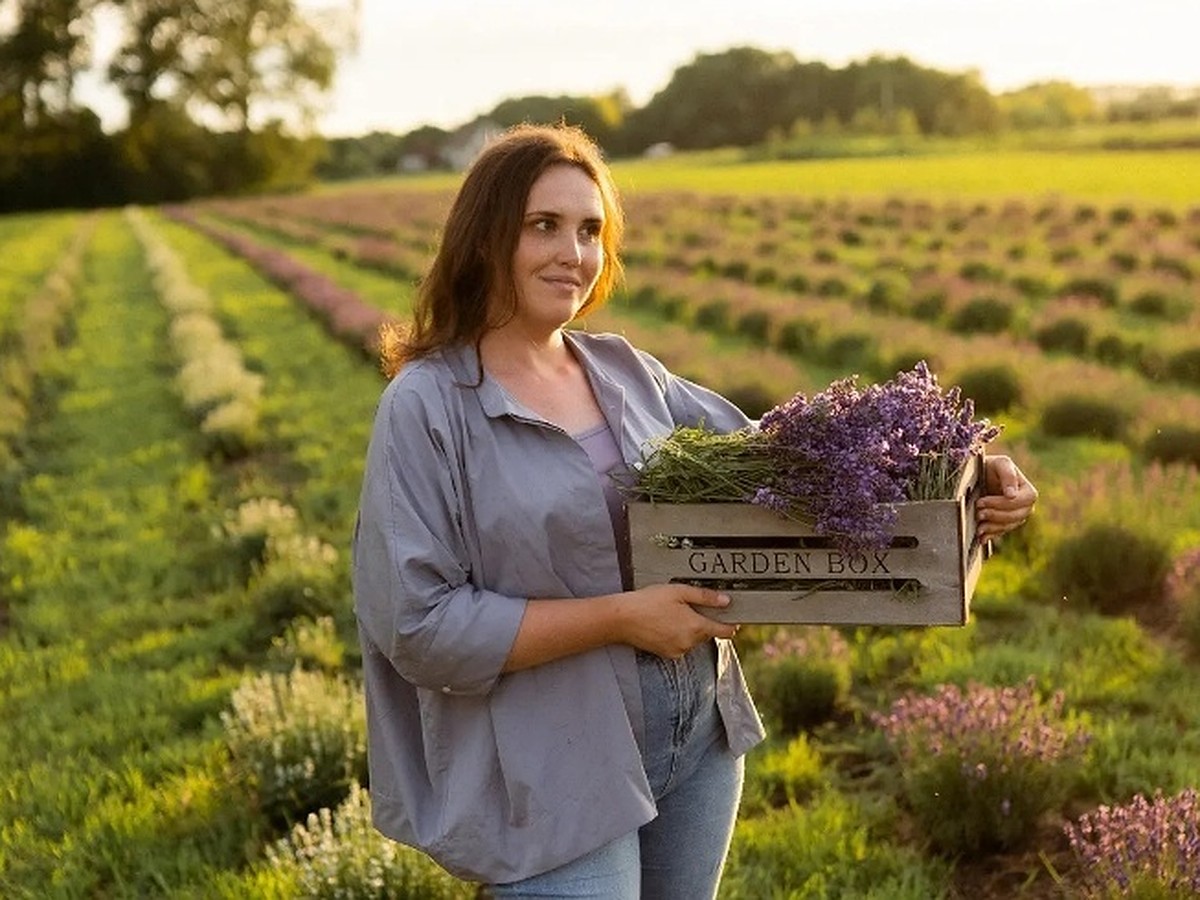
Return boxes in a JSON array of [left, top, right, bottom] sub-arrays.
[[615, 584, 737, 659], [977, 454, 1038, 540]]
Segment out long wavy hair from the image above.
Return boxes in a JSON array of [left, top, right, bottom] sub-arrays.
[[379, 122, 625, 378]]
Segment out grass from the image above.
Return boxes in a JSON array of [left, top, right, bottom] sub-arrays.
[[610, 149, 1200, 205]]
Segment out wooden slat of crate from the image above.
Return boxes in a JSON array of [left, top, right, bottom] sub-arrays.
[[627, 465, 986, 626]]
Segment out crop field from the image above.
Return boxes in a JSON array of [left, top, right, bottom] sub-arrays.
[[3, 150, 1200, 897]]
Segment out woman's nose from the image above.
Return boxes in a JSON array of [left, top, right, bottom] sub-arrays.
[[558, 234, 583, 265]]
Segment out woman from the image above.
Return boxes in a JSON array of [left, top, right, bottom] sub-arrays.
[[352, 123, 1037, 898]]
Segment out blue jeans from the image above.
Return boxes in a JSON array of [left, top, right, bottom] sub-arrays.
[[488, 641, 743, 899]]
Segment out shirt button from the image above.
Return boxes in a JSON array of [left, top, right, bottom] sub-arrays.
[[441, 685, 452, 694]]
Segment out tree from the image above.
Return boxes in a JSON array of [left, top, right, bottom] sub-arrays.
[[484, 90, 629, 149], [191, 0, 335, 134], [110, 0, 335, 134], [999, 81, 1098, 129], [0, 0, 97, 125], [625, 46, 808, 151], [833, 55, 1000, 136]]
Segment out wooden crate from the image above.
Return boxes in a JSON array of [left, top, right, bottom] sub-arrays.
[[627, 453, 989, 626]]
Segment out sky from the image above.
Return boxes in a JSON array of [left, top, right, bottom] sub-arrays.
[[75, 0, 1200, 137]]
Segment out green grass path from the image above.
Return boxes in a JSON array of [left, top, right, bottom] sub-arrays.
[[0, 213, 256, 897]]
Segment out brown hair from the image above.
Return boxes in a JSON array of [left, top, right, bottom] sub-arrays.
[[379, 122, 625, 377]]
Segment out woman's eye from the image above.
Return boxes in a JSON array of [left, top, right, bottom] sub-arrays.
[[531, 218, 555, 233], [580, 223, 602, 243]]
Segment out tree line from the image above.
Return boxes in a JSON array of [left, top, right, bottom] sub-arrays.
[[1, 0, 334, 212], [3, 6, 1197, 212], [318, 47, 1198, 181]]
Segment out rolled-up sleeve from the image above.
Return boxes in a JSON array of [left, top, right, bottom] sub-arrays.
[[353, 375, 527, 696]]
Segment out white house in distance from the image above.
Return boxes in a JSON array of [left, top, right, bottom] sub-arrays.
[[440, 120, 502, 170]]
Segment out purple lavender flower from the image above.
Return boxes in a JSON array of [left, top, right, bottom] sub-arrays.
[[1065, 788, 1200, 895], [754, 361, 1001, 549], [871, 677, 1090, 855]]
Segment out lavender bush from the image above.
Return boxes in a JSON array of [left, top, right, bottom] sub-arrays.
[[873, 677, 1090, 854], [1065, 788, 1200, 898], [748, 627, 852, 735]]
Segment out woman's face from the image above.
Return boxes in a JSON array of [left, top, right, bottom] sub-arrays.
[[506, 164, 605, 333]]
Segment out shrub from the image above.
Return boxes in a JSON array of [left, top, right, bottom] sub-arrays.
[[1047, 522, 1171, 616], [1165, 547, 1200, 655], [743, 734, 827, 811], [735, 309, 772, 343], [953, 363, 1024, 416], [1107, 249, 1138, 272], [723, 382, 779, 419], [958, 260, 1005, 283], [748, 627, 852, 735], [222, 667, 367, 825], [1035, 317, 1091, 355], [265, 781, 473, 899], [873, 678, 1090, 855], [781, 272, 811, 294], [693, 299, 731, 332], [719, 259, 750, 281], [949, 296, 1013, 335], [220, 497, 301, 580], [1011, 273, 1054, 299], [1040, 395, 1130, 441], [1144, 425, 1200, 469], [1064, 788, 1200, 898], [822, 331, 875, 368], [268, 615, 347, 674], [1128, 289, 1188, 321], [910, 291, 946, 321], [751, 265, 778, 286], [866, 273, 911, 312], [815, 275, 849, 297], [248, 533, 342, 626], [1093, 332, 1141, 366], [1167, 347, 1200, 387], [775, 318, 818, 355], [1059, 276, 1119, 305], [1151, 254, 1192, 281]]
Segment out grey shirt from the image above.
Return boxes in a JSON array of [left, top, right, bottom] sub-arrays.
[[352, 330, 765, 883]]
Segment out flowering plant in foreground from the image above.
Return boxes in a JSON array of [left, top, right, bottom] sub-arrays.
[[1064, 788, 1200, 898], [633, 362, 1000, 549], [871, 677, 1090, 854]]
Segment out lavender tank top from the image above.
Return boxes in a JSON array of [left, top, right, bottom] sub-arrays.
[[573, 420, 633, 587]]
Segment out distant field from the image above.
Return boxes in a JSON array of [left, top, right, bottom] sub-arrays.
[[613, 149, 1200, 205], [332, 147, 1200, 207]]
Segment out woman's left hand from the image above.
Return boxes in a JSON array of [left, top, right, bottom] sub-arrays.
[[976, 455, 1038, 540]]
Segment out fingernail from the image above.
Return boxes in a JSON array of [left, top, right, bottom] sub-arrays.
[[717, 592, 731, 606], [1005, 485, 1017, 497]]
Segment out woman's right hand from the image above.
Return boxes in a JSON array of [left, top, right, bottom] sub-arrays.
[[615, 584, 737, 659]]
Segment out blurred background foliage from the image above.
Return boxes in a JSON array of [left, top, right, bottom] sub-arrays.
[[3, 0, 1199, 211]]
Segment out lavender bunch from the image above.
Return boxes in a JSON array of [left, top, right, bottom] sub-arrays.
[[872, 677, 1090, 854], [754, 362, 1000, 550], [1065, 788, 1200, 898]]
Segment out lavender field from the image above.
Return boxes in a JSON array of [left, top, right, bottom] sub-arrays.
[[3, 159, 1200, 896]]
